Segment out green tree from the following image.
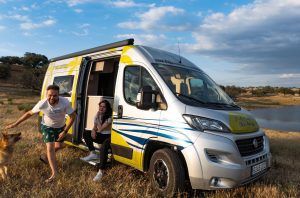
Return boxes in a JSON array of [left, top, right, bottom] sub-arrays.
[[0, 63, 11, 79], [22, 52, 49, 68], [0, 56, 23, 64], [224, 85, 244, 99], [278, 87, 294, 96]]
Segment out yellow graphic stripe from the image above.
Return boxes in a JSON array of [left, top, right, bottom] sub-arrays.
[[113, 150, 143, 171], [111, 130, 130, 147], [67, 56, 82, 75], [120, 45, 135, 65], [111, 128, 143, 170], [229, 112, 259, 133]]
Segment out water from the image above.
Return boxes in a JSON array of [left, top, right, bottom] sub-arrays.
[[250, 106, 300, 132]]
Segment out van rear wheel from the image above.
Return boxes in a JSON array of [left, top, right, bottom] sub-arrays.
[[149, 148, 185, 196]]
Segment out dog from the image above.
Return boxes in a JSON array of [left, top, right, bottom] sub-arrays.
[[0, 132, 21, 180]]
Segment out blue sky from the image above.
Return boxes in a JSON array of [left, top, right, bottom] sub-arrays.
[[0, 0, 299, 87]]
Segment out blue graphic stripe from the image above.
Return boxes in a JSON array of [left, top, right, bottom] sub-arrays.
[[127, 142, 143, 150], [113, 116, 193, 130], [114, 128, 147, 145], [113, 121, 193, 141], [120, 129, 192, 144], [113, 121, 193, 132]]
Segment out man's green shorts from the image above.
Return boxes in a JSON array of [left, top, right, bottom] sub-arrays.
[[41, 125, 65, 143]]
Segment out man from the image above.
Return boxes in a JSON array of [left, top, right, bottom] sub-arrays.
[[5, 84, 76, 182]]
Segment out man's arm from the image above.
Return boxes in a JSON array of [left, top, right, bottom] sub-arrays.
[[64, 111, 76, 132], [57, 111, 76, 141], [5, 110, 34, 129]]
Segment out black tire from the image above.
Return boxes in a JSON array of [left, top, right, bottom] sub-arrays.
[[149, 148, 185, 196]]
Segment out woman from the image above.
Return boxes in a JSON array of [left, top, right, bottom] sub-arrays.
[[80, 100, 112, 181]]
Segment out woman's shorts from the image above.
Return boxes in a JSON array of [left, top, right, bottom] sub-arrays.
[[41, 125, 65, 143]]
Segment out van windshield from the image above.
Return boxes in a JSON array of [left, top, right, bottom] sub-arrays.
[[153, 63, 240, 110]]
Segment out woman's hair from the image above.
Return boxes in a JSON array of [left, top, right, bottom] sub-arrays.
[[98, 100, 112, 124]]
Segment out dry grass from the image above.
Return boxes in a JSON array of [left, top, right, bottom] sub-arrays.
[[237, 95, 300, 109], [0, 87, 299, 198]]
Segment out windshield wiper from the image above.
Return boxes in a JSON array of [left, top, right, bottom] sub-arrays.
[[175, 92, 206, 105], [206, 102, 241, 109]]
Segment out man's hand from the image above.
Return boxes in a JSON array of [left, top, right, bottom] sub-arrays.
[[57, 130, 67, 142], [5, 123, 17, 129]]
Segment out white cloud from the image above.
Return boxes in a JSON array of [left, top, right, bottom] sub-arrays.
[[118, 6, 187, 31], [66, 0, 95, 7], [79, 23, 90, 28], [20, 19, 56, 30], [72, 29, 89, 36], [21, 6, 30, 11], [183, 0, 300, 75], [72, 23, 90, 36], [0, 25, 6, 31], [23, 32, 33, 36], [110, 0, 140, 8], [279, 74, 300, 79], [0, 14, 30, 22], [0, 0, 6, 3], [74, 8, 83, 13]]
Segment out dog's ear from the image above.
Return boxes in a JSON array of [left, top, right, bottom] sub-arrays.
[[2, 131, 8, 137]]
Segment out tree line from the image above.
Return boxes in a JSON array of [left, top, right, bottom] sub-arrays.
[[0, 52, 48, 90], [220, 85, 299, 98]]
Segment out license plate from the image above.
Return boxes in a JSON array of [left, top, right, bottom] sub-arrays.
[[252, 161, 267, 176]]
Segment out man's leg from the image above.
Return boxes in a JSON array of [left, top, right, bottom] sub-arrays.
[[55, 141, 64, 152], [46, 142, 57, 181]]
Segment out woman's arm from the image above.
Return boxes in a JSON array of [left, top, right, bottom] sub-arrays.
[[97, 120, 112, 132]]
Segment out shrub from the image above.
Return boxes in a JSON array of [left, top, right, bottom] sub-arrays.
[[0, 63, 11, 79], [17, 103, 35, 112]]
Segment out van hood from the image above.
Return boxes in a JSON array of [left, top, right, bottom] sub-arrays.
[[185, 105, 259, 133]]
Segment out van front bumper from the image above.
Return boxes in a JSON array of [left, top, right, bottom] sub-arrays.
[[181, 131, 272, 190]]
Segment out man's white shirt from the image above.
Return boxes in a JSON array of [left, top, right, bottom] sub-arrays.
[[32, 96, 74, 128]]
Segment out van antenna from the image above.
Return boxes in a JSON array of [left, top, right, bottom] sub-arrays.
[[177, 40, 182, 64]]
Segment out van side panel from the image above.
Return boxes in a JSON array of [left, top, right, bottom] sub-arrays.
[[40, 56, 82, 136]]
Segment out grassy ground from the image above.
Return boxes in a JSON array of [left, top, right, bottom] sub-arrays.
[[0, 87, 299, 197], [237, 95, 300, 110]]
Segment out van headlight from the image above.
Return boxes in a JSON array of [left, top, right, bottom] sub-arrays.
[[183, 114, 230, 133]]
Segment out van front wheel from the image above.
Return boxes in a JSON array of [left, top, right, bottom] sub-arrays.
[[149, 148, 185, 196]]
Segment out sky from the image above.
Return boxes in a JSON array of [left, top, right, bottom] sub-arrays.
[[0, 0, 299, 87]]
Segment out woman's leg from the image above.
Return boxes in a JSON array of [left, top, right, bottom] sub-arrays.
[[83, 131, 95, 151], [93, 136, 111, 181], [98, 137, 111, 170]]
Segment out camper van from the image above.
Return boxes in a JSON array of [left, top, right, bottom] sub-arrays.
[[40, 39, 271, 195]]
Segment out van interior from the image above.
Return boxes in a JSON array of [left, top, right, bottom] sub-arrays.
[[84, 57, 119, 134]]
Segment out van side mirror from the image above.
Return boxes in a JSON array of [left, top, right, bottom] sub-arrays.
[[136, 86, 157, 110]]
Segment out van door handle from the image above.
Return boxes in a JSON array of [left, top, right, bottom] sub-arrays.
[[118, 105, 123, 118]]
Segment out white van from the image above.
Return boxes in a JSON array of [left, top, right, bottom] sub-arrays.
[[40, 39, 271, 195]]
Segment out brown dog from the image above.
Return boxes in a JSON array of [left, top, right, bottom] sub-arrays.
[[0, 132, 21, 180]]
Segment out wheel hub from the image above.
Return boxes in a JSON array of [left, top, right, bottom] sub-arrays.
[[153, 159, 169, 189]]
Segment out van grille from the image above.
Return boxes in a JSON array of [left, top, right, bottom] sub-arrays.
[[235, 136, 264, 157]]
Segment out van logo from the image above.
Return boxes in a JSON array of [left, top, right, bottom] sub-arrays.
[[253, 139, 258, 149]]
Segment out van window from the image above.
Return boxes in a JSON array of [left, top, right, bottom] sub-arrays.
[[53, 75, 74, 97], [153, 63, 240, 110], [124, 66, 158, 105]]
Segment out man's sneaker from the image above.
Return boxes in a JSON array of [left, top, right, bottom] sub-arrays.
[[80, 152, 99, 161], [93, 170, 103, 181]]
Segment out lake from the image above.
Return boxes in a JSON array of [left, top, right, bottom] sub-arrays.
[[250, 106, 300, 132]]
